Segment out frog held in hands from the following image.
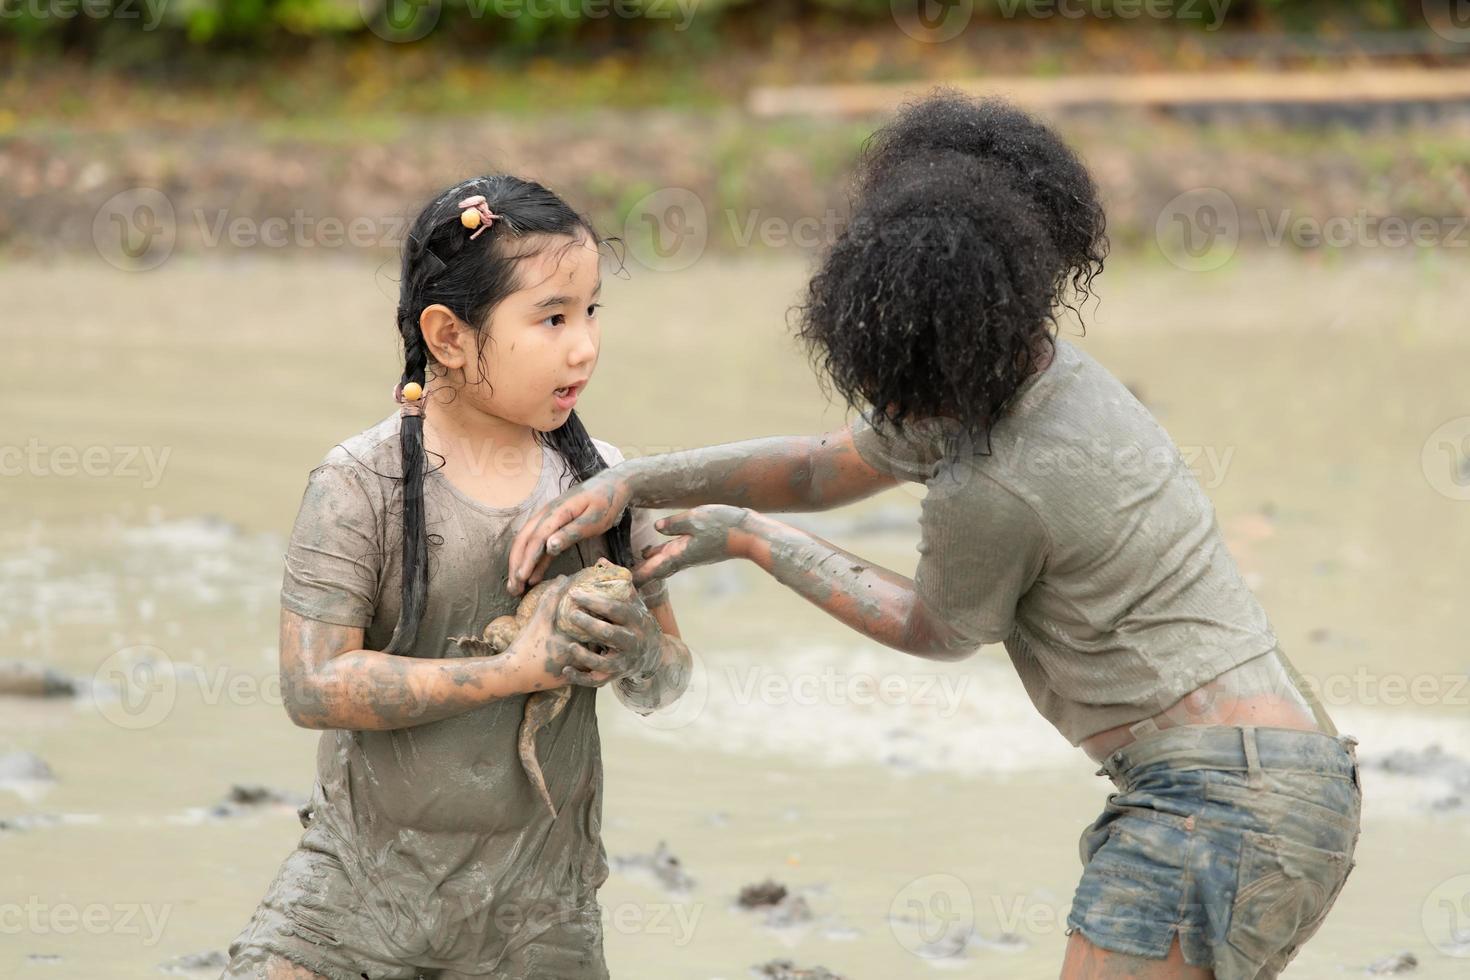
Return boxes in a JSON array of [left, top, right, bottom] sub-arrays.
[[450, 558, 645, 818]]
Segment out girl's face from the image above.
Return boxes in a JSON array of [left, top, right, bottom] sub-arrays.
[[458, 234, 603, 433]]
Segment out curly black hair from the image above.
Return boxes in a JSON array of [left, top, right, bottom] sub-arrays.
[[796, 90, 1108, 451]]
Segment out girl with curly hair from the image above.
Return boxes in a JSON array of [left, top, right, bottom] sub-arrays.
[[507, 92, 1361, 979]]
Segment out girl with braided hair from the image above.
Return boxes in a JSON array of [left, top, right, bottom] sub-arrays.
[[222, 175, 691, 980]]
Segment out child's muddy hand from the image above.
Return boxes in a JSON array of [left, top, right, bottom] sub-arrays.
[[633, 505, 753, 584], [566, 592, 662, 679], [561, 665, 616, 688], [537, 639, 612, 689], [508, 471, 632, 594], [502, 577, 587, 687]]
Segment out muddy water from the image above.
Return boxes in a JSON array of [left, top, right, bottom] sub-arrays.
[[2, 252, 1468, 978]]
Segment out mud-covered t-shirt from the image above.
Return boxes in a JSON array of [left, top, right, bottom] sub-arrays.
[[278, 413, 668, 974], [851, 337, 1281, 745]]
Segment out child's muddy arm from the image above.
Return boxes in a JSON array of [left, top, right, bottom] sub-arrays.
[[635, 506, 977, 661], [510, 426, 894, 593], [740, 513, 978, 661], [623, 427, 894, 512], [280, 580, 603, 731]]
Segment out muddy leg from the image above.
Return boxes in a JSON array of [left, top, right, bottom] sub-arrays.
[[1061, 934, 1215, 980]]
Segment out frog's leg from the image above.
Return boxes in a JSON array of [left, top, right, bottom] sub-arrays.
[[520, 688, 574, 818], [448, 616, 518, 657]]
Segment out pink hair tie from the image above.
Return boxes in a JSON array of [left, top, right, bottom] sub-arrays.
[[457, 195, 500, 240]]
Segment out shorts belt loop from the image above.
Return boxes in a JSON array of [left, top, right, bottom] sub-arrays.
[[1242, 725, 1263, 789]]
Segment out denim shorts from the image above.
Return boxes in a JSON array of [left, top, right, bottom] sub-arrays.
[[1066, 725, 1362, 980]]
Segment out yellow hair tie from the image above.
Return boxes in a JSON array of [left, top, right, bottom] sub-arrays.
[[393, 381, 425, 417], [457, 195, 500, 241]]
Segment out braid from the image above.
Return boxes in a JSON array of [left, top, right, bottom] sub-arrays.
[[540, 411, 634, 569], [384, 325, 431, 656]]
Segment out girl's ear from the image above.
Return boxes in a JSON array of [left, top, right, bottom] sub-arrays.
[[419, 304, 467, 369]]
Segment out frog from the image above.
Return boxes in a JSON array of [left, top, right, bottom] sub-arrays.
[[449, 557, 642, 818]]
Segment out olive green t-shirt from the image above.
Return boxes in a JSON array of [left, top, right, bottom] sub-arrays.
[[277, 413, 668, 974], [851, 337, 1280, 745]]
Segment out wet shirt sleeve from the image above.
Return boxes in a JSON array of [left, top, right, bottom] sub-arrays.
[[848, 408, 945, 484], [914, 462, 1049, 648], [280, 463, 383, 628]]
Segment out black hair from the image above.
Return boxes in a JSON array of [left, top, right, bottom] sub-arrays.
[[386, 174, 633, 655], [796, 90, 1109, 451]]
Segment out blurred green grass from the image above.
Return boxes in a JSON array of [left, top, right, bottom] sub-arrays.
[[4, 104, 1466, 261]]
